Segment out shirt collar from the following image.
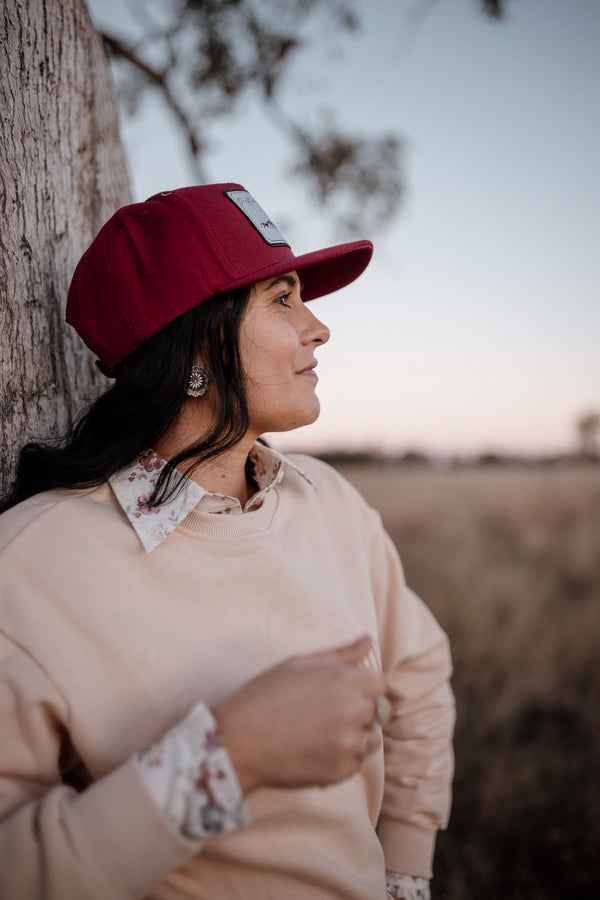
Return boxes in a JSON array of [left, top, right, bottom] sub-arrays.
[[109, 443, 315, 553]]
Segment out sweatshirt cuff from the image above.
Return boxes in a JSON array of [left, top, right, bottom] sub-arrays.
[[378, 819, 438, 879]]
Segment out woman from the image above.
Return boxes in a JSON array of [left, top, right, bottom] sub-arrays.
[[0, 184, 454, 899]]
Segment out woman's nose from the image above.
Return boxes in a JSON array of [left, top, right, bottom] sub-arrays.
[[302, 306, 330, 345]]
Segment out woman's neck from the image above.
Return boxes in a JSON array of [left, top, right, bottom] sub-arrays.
[[180, 444, 257, 506], [154, 406, 258, 505]]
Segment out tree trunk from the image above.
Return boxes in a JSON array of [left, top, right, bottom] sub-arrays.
[[0, 0, 131, 495]]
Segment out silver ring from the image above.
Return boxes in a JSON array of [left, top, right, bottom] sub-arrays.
[[371, 695, 386, 730], [365, 735, 376, 755]]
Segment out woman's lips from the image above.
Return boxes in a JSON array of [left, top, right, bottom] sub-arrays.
[[296, 362, 318, 377]]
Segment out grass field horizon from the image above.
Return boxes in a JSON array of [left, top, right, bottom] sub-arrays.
[[337, 462, 600, 900]]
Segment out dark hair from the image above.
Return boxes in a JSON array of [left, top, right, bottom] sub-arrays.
[[1, 287, 252, 512]]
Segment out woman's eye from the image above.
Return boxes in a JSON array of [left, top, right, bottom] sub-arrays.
[[274, 294, 292, 308]]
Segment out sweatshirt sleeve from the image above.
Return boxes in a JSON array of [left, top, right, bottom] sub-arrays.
[[368, 514, 455, 879], [0, 630, 206, 900]]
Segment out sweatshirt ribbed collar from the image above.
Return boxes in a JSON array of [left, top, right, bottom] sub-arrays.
[[109, 443, 315, 553]]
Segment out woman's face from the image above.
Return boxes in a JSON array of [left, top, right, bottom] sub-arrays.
[[239, 270, 330, 436]]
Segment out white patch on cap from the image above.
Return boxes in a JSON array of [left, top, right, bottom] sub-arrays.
[[225, 190, 290, 247]]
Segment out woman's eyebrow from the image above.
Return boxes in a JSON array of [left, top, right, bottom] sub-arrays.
[[265, 273, 300, 292]]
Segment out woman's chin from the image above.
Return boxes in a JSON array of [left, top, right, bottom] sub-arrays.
[[258, 401, 321, 435]]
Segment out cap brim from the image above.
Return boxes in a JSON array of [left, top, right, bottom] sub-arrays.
[[291, 240, 373, 301], [221, 240, 373, 302]]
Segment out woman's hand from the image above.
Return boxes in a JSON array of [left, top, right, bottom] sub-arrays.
[[212, 635, 391, 795]]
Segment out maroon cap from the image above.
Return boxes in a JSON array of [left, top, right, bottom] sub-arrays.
[[66, 183, 373, 374]]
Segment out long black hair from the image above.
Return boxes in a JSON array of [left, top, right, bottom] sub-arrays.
[[1, 287, 252, 512]]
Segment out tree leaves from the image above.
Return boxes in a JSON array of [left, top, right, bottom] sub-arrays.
[[99, 0, 403, 234], [99, 0, 513, 234]]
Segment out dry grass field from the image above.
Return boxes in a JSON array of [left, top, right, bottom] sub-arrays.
[[337, 461, 600, 900]]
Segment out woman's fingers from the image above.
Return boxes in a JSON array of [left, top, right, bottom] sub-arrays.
[[294, 636, 390, 717], [294, 634, 373, 668], [212, 637, 392, 795]]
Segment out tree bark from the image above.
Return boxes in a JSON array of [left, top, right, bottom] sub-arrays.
[[0, 0, 131, 495]]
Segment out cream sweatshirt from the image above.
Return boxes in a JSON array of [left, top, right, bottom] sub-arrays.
[[0, 454, 454, 899]]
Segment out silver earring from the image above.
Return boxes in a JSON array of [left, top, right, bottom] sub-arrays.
[[186, 365, 209, 397]]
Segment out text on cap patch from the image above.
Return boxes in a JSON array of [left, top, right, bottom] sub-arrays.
[[225, 190, 290, 248]]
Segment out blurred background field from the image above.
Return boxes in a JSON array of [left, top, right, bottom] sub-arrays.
[[336, 460, 600, 899]]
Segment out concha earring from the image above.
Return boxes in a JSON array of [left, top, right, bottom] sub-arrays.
[[186, 365, 210, 397]]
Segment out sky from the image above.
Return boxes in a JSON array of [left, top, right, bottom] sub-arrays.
[[87, 0, 600, 457]]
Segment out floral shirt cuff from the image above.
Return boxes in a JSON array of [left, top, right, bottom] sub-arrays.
[[137, 702, 250, 840], [386, 872, 431, 900]]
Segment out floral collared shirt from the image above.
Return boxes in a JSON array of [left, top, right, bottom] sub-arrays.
[[109, 442, 315, 553], [113, 446, 427, 899]]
